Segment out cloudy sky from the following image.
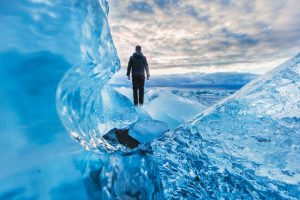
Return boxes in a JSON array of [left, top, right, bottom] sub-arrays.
[[108, 0, 300, 75]]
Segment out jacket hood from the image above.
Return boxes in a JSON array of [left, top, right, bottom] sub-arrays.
[[133, 51, 144, 57]]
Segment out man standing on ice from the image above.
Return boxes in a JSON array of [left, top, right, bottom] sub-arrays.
[[126, 45, 150, 106]]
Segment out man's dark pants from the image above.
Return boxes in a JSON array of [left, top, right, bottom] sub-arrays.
[[132, 75, 145, 105]]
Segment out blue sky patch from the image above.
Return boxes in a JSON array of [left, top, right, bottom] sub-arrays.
[[128, 1, 154, 13]]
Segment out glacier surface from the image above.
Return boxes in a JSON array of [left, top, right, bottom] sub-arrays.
[[152, 54, 300, 199], [115, 87, 207, 130]]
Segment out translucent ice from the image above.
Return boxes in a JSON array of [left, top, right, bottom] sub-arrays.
[[0, 1, 163, 198], [144, 91, 207, 129], [56, 0, 138, 153], [81, 152, 164, 199], [116, 87, 206, 129], [128, 120, 169, 144], [2, 0, 299, 198], [152, 54, 300, 199], [2, 0, 135, 154]]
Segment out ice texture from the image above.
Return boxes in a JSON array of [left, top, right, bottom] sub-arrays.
[[114, 87, 207, 142], [80, 151, 164, 199], [2, 0, 134, 153], [0, 1, 164, 198], [55, 0, 138, 153], [2, 0, 300, 199], [129, 120, 169, 143], [114, 88, 207, 144], [144, 91, 207, 129], [152, 54, 300, 199]]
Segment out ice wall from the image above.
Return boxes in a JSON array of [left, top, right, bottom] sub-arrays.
[[0, 0, 136, 153], [0, 2, 163, 198], [152, 54, 300, 199], [0, 1, 113, 198], [55, 0, 138, 153]]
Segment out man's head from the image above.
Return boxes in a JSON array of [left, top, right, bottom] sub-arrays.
[[135, 45, 142, 52]]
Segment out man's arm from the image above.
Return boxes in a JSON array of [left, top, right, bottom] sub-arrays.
[[144, 57, 150, 79], [126, 57, 132, 79]]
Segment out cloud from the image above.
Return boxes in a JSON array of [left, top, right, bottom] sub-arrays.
[[221, 28, 259, 46], [109, 0, 300, 75]]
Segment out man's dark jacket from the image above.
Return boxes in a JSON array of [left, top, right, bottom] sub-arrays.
[[127, 51, 150, 77]]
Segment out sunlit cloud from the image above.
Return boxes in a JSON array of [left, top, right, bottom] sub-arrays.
[[108, 0, 300, 75]]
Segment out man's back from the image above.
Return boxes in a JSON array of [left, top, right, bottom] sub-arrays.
[[127, 51, 149, 77], [126, 45, 150, 106]]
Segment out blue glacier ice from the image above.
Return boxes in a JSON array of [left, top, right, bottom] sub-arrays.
[[152, 54, 300, 199], [55, 1, 139, 152], [1, 0, 300, 199], [144, 91, 206, 129], [115, 87, 207, 130], [129, 120, 169, 143], [0, 0, 162, 198]]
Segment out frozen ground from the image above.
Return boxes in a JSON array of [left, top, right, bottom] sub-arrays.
[[115, 86, 235, 107]]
